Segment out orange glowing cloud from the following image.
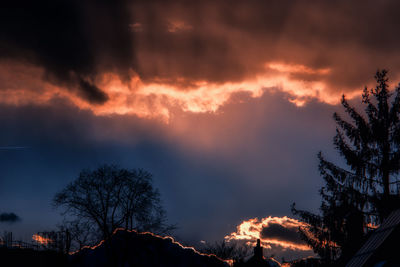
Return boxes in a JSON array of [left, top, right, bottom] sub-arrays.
[[0, 59, 353, 122], [167, 20, 193, 33], [225, 216, 311, 251], [32, 234, 53, 245], [267, 62, 331, 75]]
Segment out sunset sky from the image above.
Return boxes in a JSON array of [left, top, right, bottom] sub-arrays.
[[1, 0, 400, 261]]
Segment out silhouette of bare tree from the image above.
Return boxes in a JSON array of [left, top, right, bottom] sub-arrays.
[[53, 164, 174, 248]]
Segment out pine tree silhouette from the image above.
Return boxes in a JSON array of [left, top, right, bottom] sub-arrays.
[[292, 70, 400, 264]]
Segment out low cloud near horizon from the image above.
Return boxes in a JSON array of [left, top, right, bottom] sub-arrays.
[[225, 216, 315, 261], [0, 212, 21, 223]]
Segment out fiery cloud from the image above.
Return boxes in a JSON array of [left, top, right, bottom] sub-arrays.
[[3, 0, 400, 122], [225, 216, 311, 251], [0, 59, 343, 122], [32, 234, 53, 245]]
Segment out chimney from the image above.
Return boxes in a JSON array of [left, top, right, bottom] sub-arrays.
[[254, 239, 263, 259]]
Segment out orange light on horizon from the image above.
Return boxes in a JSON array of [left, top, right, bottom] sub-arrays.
[[366, 222, 379, 230], [267, 62, 331, 75], [32, 234, 53, 245]]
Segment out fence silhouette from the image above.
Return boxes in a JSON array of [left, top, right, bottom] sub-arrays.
[[0, 231, 70, 253]]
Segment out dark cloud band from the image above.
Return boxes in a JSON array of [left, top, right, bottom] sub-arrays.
[[0, 0, 134, 104], [3, 0, 400, 107], [0, 212, 21, 223], [260, 223, 302, 245]]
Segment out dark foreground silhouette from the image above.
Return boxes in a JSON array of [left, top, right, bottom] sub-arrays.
[[0, 247, 67, 267], [234, 239, 281, 267], [0, 230, 293, 266], [69, 229, 230, 267]]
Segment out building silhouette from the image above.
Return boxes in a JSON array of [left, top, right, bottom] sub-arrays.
[[346, 209, 400, 267], [236, 239, 280, 267]]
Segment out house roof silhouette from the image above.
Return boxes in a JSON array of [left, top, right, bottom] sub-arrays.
[[237, 239, 280, 267], [346, 209, 400, 267]]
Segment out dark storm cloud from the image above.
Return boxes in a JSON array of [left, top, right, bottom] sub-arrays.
[[3, 0, 400, 105], [0, 0, 134, 103], [261, 223, 302, 245], [0, 212, 21, 223], [130, 0, 293, 83], [130, 0, 400, 90], [78, 78, 109, 104]]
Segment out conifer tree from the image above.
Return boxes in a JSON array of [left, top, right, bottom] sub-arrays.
[[292, 70, 400, 264]]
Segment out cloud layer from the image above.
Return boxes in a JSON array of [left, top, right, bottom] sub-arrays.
[[0, 212, 21, 223], [2, 1, 400, 119], [1, 0, 133, 104], [225, 216, 316, 261], [225, 216, 310, 251]]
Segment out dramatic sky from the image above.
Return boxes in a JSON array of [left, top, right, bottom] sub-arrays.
[[1, 0, 400, 261]]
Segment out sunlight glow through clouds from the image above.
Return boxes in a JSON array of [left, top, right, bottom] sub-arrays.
[[32, 234, 53, 245], [225, 216, 312, 251], [71, 61, 340, 121], [0, 61, 347, 122], [267, 62, 331, 75]]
